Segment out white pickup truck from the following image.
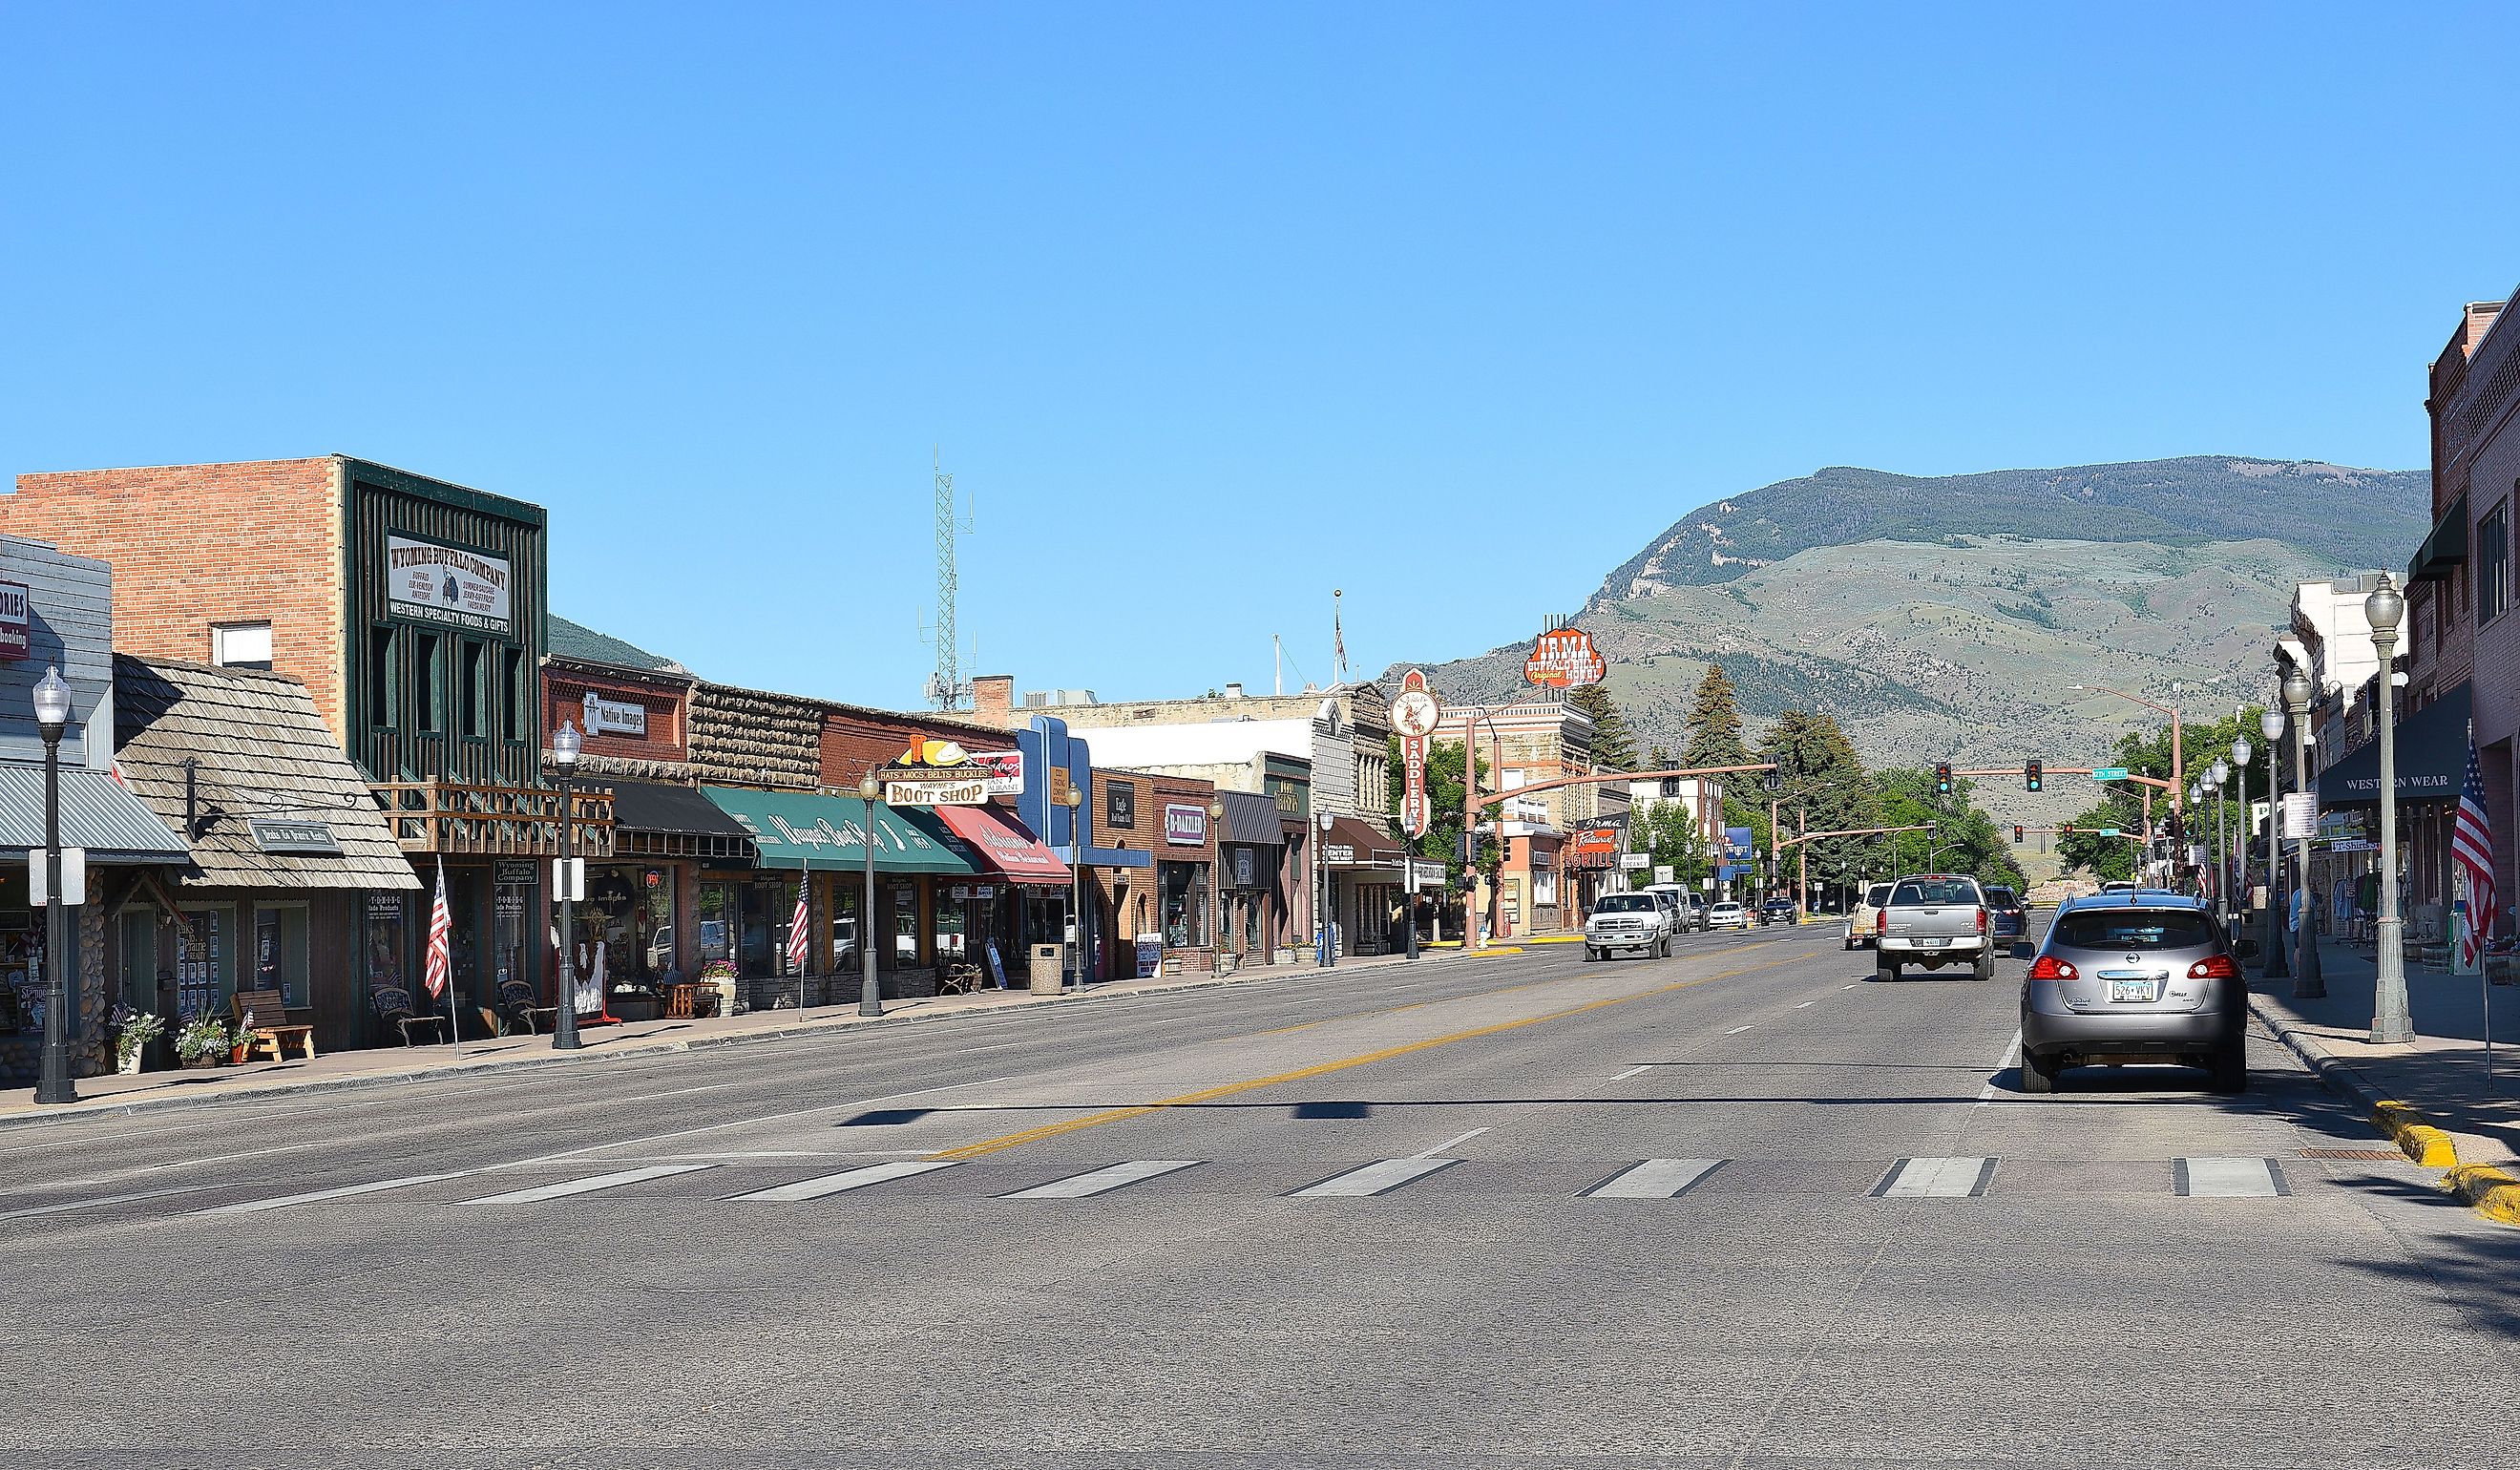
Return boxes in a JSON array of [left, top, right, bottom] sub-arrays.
[[1874, 873, 1993, 981]]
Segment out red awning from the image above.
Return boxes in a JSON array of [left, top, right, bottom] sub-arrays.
[[928, 804, 1073, 885]]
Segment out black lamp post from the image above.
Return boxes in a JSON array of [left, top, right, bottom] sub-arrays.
[[858, 771, 883, 1017], [1063, 785, 1085, 993], [551, 719, 583, 1051], [32, 665, 74, 1105]]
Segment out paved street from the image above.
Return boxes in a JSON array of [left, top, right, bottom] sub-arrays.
[[8, 924, 2519, 1468]]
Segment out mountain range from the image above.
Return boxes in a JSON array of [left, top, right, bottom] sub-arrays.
[[1392, 456, 2429, 824]]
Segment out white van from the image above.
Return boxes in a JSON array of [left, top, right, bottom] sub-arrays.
[[1644, 884, 1706, 933]]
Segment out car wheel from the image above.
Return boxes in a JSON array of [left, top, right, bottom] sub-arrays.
[[2019, 1048, 2058, 1094], [1973, 956, 1993, 981], [1658, 937, 1671, 959], [2209, 1043, 2247, 1095], [1843, 933, 1855, 951], [1879, 963, 1900, 982], [1583, 946, 1596, 963]]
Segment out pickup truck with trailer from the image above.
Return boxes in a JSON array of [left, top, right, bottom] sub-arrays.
[[1875, 874, 1994, 981]]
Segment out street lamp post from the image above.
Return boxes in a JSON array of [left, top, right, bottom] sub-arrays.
[[2188, 783, 2202, 897], [2283, 665, 2323, 998], [1207, 799, 1224, 972], [1924, 821, 1938, 872], [551, 719, 583, 1053], [1063, 786, 1085, 992], [2259, 705, 2288, 979], [2211, 759, 2232, 924], [1316, 808, 1335, 968], [858, 771, 883, 1017], [2366, 574, 2411, 1044], [2230, 735, 2254, 943], [32, 666, 74, 1105]]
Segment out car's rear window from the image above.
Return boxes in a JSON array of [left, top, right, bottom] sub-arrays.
[[1891, 879, 1979, 905], [1595, 894, 1656, 914], [1865, 885, 1894, 906], [1984, 888, 2017, 907], [2050, 910, 2217, 951]]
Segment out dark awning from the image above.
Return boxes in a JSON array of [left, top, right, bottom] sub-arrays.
[[2409, 493, 2468, 584], [611, 780, 757, 841], [0, 766, 186, 864], [1218, 790, 1286, 848], [2318, 682, 2471, 808], [700, 787, 979, 875], [1320, 813, 1406, 869]]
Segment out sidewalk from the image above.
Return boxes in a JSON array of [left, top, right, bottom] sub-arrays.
[[0, 947, 1466, 1131], [2248, 938, 2520, 1166]]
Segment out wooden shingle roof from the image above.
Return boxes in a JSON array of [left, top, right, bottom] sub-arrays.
[[113, 656, 421, 892]]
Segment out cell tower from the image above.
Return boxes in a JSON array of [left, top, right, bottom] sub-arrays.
[[921, 450, 974, 710]]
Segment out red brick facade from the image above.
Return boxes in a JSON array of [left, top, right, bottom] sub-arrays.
[[1, 458, 348, 735], [819, 704, 1018, 791], [544, 660, 690, 766]]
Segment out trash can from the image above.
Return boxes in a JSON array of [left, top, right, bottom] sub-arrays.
[[1028, 942, 1064, 996]]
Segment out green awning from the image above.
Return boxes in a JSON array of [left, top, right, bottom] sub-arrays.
[[699, 787, 979, 875]]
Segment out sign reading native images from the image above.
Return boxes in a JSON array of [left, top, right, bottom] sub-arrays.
[[386, 536, 513, 634]]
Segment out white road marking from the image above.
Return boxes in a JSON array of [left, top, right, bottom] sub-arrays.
[[461, 1164, 716, 1205], [1292, 1158, 1461, 1197], [1874, 1157, 1997, 1198], [1977, 1030, 2024, 1104], [1412, 1127, 1490, 1158], [1586, 1159, 1723, 1198], [1004, 1160, 1203, 1199], [196, 1173, 464, 1214], [2177, 1157, 2289, 1198], [728, 1160, 960, 1202], [1725, 1024, 1755, 1036], [487, 1074, 1016, 1171], [1841, 983, 1856, 989], [0, 1184, 226, 1221], [1608, 1065, 1651, 1082], [1795, 1000, 1816, 1009]]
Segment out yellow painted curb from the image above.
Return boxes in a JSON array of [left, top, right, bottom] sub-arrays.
[[1469, 946, 1527, 957], [2374, 1101, 2461, 1168], [2444, 1165, 2520, 1226]]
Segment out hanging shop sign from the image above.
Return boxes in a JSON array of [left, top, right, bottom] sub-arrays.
[[580, 690, 648, 738], [386, 535, 513, 634], [1164, 803, 1209, 846], [968, 750, 1024, 795], [1522, 626, 1606, 688], [1391, 668, 1442, 840], [248, 817, 340, 856], [0, 580, 29, 661]]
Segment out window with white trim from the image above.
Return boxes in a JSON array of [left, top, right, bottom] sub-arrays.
[[211, 621, 272, 670]]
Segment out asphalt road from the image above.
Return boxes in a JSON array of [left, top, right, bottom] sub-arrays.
[[8, 922, 2519, 1469]]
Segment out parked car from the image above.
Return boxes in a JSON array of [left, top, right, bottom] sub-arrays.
[[2019, 891, 2244, 1094], [1645, 884, 1708, 933], [1759, 896, 1796, 926], [1584, 892, 1674, 961], [1983, 886, 2027, 943], [1706, 901, 1750, 931], [1843, 882, 1896, 951], [1875, 873, 1993, 980]]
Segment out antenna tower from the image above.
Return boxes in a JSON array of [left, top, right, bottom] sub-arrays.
[[922, 450, 975, 710]]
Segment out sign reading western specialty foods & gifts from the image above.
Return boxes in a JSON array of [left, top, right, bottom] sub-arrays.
[[387, 536, 513, 633]]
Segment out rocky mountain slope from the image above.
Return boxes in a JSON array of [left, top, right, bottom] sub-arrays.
[[1394, 457, 2428, 823]]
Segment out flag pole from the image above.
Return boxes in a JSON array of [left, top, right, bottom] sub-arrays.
[[439, 859, 461, 1056]]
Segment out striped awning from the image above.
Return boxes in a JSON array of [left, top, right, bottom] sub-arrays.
[[0, 765, 187, 862]]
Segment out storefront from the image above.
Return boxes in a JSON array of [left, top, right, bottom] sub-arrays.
[[699, 786, 980, 1003], [582, 780, 757, 1011], [923, 802, 1072, 984], [1319, 814, 1405, 956], [1215, 791, 1286, 967]]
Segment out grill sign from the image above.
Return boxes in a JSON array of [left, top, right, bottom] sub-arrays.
[[388, 536, 512, 633], [0, 579, 27, 661]]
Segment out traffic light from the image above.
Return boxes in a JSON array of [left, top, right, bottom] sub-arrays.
[[2013, 825, 2024, 845], [2060, 823, 2075, 835], [2025, 759, 2043, 792], [1935, 763, 1952, 794]]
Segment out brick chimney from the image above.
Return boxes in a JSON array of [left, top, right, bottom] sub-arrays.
[[972, 674, 1016, 727]]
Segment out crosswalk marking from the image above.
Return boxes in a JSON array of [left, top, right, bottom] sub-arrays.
[[1585, 1159, 1724, 1198], [461, 1164, 715, 1206], [1004, 1161, 1202, 1199], [1872, 1157, 1998, 1198], [2175, 1157, 2289, 1198], [1291, 1158, 1460, 1198], [196, 1173, 465, 1215], [727, 1160, 960, 1202]]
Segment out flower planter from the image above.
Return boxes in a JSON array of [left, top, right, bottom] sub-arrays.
[[230, 1044, 251, 1065], [180, 1055, 220, 1070], [116, 1052, 143, 1076]]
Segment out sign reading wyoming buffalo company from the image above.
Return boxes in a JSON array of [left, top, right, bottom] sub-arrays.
[[387, 536, 513, 633]]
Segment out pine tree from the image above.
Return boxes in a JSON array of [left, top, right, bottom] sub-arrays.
[[1565, 682, 1639, 772], [1681, 662, 1749, 769]]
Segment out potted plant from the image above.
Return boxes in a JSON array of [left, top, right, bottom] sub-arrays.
[[230, 1008, 258, 1064], [699, 958, 738, 1018], [173, 1015, 231, 1069], [109, 1006, 164, 1075]]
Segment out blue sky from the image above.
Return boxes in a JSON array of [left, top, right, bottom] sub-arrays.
[[4, 3, 2513, 705]]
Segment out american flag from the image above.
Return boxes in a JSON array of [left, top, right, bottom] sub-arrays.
[[424, 858, 452, 999], [2454, 740, 2500, 969], [787, 870, 812, 975]]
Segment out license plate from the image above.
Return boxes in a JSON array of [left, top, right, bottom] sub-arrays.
[[2110, 978, 2154, 1002], [1917, 937, 1947, 949]]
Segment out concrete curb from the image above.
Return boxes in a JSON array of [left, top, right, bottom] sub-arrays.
[[0, 949, 1492, 1134], [2445, 1164, 2520, 1225], [2374, 1100, 2461, 1168]]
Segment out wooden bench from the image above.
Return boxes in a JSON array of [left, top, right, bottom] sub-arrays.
[[231, 988, 316, 1061]]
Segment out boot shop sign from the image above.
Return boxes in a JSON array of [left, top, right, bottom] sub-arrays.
[[387, 536, 513, 634]]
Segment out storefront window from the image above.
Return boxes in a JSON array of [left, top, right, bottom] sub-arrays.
[[934, 889, 969, 963], [698, 882, 735, 968], [738, 875, 801, 977], [366, 894, 408, 1019], [253, 903, 312, 1009], [830, 878, 860, 970], [494, 865, 534, 998], [893, 883, 919, 965], [0, 868, 32, 1034], [1160, 862, 1209, 949]]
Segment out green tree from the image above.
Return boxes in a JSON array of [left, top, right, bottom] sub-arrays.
[[1628, 798, 1711, 885], [1565, 681, 1639, 772], [2056, 804, 2139, 883], [1870, 767, 2026, 891], [1681, 662, 1749, 769], [1389, 734, 1500, 892], [1758, 709, 1870, 837]]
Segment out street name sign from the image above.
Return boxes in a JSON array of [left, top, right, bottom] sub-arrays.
[[2090, 766, 2130, 782], [2281, 792, 2320, 840], [1620, 852, 1649, 871]]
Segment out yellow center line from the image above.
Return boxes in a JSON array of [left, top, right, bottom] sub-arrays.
[[928, 950, 1798, 1160]]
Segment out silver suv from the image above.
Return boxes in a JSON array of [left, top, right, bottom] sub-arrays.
[[1584, 892, 1672, 961], [2019, 892, 2245, 1094]]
